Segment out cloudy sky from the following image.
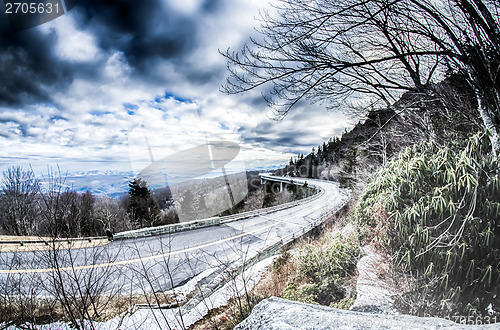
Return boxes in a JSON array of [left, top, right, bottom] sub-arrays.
[[0, 0, 352, 178]]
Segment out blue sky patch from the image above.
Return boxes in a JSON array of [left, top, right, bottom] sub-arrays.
[[124, 103, 138, 115], [90, 110, 112, 116], [164, 92, 193, 104]]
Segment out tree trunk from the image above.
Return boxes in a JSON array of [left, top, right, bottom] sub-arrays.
[[475, 91, 500, 157]]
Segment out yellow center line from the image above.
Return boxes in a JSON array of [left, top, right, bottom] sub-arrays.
[[1, 186, 335, 275], [0, 221, 287, 274]]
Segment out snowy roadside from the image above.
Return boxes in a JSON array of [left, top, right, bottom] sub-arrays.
[[3, 256, 276, 330]]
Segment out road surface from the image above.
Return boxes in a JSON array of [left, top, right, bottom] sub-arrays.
[[0, 176, 348, 297]]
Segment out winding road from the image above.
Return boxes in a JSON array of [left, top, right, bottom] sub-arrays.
[[0, 175, 349, 298]]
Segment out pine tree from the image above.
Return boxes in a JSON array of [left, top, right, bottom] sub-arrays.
[[263, 182, 276, 207], [127, 178, 160, 228]]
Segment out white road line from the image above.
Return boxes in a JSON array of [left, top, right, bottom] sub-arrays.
[[0, 221, 283, 274], [1, 183, 342, 275]]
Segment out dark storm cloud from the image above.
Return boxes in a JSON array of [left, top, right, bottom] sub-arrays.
[[201, 0, 223, 13], [0, 16, 73, 106], [185, 65, 223, 86], [238, 120, 316, 152], [0, 0, 225, 107], [74, 0, 226, 79], [76, 0, 197, 67], [0, 0, 351, 173]]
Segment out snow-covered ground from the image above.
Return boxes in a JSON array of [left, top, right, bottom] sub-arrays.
[[3, 256, 276, 330]]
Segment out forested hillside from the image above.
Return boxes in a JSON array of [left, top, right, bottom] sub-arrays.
[[276, 76, 481, 196], [0, 169, 314, 238], [272, 74, 499, 318], [225, 0, 500, 319]]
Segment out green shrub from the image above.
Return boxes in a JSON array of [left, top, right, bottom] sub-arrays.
[[281, 282, 298, 301], [282, 233, 359, 306], [281, 277, 345, 305], [330, 297, 355, 310], [298, 233, 359, 282], [272, 248, 291, 273], [296, 283, 319, 304], [219, 294, 264, 330], [356, 132, 500, 317]]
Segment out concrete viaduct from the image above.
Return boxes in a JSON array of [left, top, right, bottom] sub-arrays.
[[259, 173, 309, 192]]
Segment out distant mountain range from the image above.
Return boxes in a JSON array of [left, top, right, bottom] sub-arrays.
[[38, 165, 283, 198], [52, 170, 134, 198]]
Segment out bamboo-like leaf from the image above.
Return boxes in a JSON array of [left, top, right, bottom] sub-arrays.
[[480, 265, 492, 287], [424, 262, 434, 278], [441, 273, 449, 290], [466, 259, 475, 282]]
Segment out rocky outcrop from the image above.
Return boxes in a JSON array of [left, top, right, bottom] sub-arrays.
[[235, 244, 496, 329], [234, 297, 498, 329], [349, 245, 396, 314], [235, 239, 500, 329]]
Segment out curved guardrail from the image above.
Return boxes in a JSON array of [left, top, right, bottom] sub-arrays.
[[0, 236, 108, 247], [0, 175, 328, 245], [182, 184, 350, 313], [114, 176, 325, 240]]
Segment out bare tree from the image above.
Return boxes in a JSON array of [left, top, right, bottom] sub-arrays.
[[39, 242, 124, 329], [0, 249, 55, 327], [243, 189, 264, 211], [37, 166, 70, 238], [0, 166, 40, 236], [125, 235, 188, 330], [222, 0, 500, 154], [95, 196, 128, 234], [80, 191, 97, 237]]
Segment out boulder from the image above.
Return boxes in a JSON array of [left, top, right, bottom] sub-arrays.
[[235, 297, 498, 329]]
